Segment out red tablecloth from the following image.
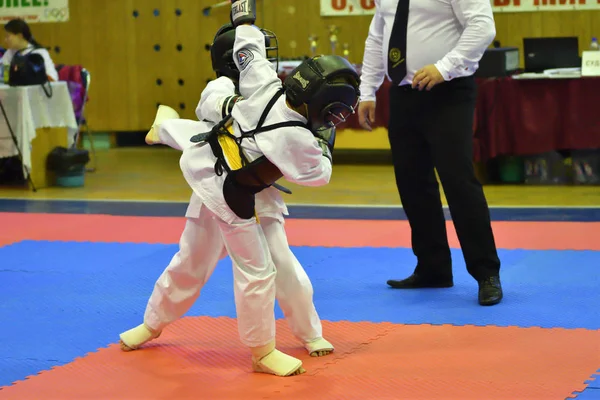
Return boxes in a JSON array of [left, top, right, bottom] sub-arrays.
[[474, 76, 600, 161], [279, 72, 600, 161]]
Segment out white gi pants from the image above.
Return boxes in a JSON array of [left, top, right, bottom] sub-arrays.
[[143, 205, 323, 347]]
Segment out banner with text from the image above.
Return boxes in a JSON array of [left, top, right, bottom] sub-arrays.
[[320, 0, 600, 15], [0, 0, 69, 23]]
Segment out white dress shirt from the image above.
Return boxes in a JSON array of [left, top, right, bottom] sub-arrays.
[[359, 0, 496, 101]]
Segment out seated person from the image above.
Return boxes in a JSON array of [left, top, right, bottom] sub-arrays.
[[1, 18, 58, 82]]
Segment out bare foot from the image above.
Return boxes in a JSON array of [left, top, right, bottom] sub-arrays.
[[119, 324, 161, 351], [305, 338, 334, 357], [310, 349, 333, 357], [145, 127, 160, 145], [251, 342, 305, 377]]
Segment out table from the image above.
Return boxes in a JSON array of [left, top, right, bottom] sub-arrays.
[[0, 82, 78, 188], [330, 76, 600, 160], [474, 76, 600, 161]]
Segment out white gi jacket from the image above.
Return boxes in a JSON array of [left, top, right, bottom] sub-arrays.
[[180, 25, 332, 224], [184, 76, 287, 221]]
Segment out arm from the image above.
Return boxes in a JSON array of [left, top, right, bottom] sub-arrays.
[[233, 25, 281, 100], [33, 48, 58, 82], [256, 123, 332, 187], [195, 76, 241, 122], [230, 3, 331, 186], [434, 0, 496, 81], [1, 50, 14, 66], [359, 0, 386, 103]]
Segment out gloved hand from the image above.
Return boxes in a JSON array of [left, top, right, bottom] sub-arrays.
[[317, 138, 333, 163], [314, 126, 336, 162], [314, 126, 336, 159], [221, 95, 243, 118], [231, 0, 256, 27]]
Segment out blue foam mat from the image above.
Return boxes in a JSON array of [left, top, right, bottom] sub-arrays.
[[0, 240, 599, 387], [587, 371, 600, 389], [573, 388, 600, 400]]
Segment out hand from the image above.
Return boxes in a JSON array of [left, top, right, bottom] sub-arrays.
[[231, 0, 256, 27], [317, 138, 333, 163], [357, 101, 376, 131], [412, 64, 445, 91], [314, 126, 336, 152], [314, 127, 336, 163], [221, 95, 243, 118]]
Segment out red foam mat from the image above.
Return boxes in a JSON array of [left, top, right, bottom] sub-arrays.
[[0, 317, 598, 399], [0, 212, 599, 250]]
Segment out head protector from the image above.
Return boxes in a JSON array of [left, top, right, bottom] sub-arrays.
[[210, 23, 280, 82], [283, 55, 360, 132]]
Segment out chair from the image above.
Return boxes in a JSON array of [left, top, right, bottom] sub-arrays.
[[56, 64, 96, 172], [77, 68, 96, 172]]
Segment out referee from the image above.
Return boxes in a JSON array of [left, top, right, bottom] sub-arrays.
[[357, 0, 503, 305]]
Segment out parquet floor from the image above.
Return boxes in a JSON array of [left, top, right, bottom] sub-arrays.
[[0, 147, 598, 206]]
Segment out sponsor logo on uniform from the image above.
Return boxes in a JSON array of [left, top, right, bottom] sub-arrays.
[[237, 49, 254, 71]]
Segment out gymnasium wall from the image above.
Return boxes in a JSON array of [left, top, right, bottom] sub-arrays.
[[26, 0, 600, 132]]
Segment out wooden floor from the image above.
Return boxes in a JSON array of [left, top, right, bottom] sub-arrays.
[[0, 147, 599, 206]]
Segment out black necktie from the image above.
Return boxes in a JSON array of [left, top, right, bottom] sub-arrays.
[[388, 0, 409, 85]]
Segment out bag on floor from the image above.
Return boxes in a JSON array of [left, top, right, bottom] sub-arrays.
[[46, 146, 90, 174]]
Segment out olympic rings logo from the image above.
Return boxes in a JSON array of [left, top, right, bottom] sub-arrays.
[[43, 7, 68, 21]]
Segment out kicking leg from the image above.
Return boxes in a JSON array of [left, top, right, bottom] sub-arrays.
[[146, 105, 180, 145], [261, 216, 333, 357], [120, 206, 227, 350], [215, 214, 305, 377], [146, 105, 210, 151]]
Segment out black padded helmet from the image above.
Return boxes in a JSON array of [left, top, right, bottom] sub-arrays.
[[210, 23, 280, 82], [283, 55, 360, 133], [210, 24, 238, 81]]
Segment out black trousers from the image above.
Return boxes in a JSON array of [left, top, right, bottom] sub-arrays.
[[387, 76, 500, 282]]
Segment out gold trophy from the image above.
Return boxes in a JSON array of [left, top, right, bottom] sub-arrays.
[[309, 35, 319, 57], [343, 43, 350, 60], [328, 25, 339, 55]]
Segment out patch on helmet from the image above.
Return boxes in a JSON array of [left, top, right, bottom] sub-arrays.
[[293, 71, 309, 89], [237, 49, 254, 71]]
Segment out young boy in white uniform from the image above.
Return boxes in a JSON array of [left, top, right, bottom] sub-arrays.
[[121, 0, 360, 377], [119, 24, 334, 364]]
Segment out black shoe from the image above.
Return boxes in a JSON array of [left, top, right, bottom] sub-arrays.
[[387, 273, 454, 289], [478, 276, 503, 306]]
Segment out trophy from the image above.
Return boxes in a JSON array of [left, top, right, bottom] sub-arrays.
[[309, 35, 319, 57], [328, 25, 339, 55], [342, 43, 350, 60]]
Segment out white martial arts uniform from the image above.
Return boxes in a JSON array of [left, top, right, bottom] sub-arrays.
[[156, 76, 289, 224], [140, 36, 328, 349], [172, 24, 331, 349]]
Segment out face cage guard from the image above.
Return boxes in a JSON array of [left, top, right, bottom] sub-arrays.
[[261, 28, 279, 73], [322, 98, 360, 129]]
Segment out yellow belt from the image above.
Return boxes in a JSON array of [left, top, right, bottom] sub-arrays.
[[217, 125, 260, 223]]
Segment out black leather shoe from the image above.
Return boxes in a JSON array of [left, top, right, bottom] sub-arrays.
[[478, 276, 503, 306], [387, 274, 454, 289]]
